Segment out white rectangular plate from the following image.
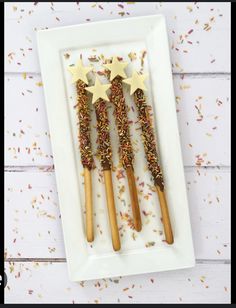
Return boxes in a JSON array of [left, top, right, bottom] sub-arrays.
[[37, 14, 195, 281]]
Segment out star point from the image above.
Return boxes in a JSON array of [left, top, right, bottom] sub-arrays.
[[103, 56, 128, 81], [86, 77, 111, 104], [68, 59, 92, 84], [123, 71, 148, 95]]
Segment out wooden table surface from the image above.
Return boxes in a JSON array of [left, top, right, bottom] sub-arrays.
[[4, 2, 231, 304]]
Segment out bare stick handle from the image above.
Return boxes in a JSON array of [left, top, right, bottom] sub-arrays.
[[156, 186, 174, 244], [84, 167, 94, 242], [126, 166, 142, 231], [103, 170, 121, 251]]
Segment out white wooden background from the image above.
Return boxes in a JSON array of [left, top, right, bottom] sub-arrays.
[[4, 2, 231, 304]]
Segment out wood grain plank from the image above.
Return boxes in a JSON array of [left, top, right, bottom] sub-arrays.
[[4, 2, 230, 73], [5, 172, 65, 259], [4, 73, 52, 166], [175, 75, 230, 167], [4, 74, 230, 166], [4, 262, 230, 303], [4, 168, 230, 260], [185, 167, 230, 260]]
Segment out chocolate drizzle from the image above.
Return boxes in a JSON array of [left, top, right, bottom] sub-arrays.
[[110, 76, 134, 169], [134, 88, 164, 191], [75, 80, 94, 170], [94, 98, 112, 170]]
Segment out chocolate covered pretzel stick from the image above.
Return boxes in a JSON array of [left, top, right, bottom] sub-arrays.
[[123, 71, 174, 244], [86, 77, 121, 251], [104, 57, 142, 231], [68, 60, 94, 242]]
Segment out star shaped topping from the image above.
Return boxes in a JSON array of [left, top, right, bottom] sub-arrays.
[[103, 57, 128, 81], [68, 59, 92, 84], [85, 77, 111, 104], [123, 71, 148, 95]]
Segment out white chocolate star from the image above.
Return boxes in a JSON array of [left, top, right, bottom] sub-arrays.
[[68, 59, 92, 84], [86, 77, 111, 104], [123, 71, 148, 95], [103, 57, 128, 81]]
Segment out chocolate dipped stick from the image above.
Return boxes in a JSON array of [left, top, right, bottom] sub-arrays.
[[123, 71, 174, 244], [104, 57, 142, 231], [86, 77, 121, 251], [68, 59, 94, 243]]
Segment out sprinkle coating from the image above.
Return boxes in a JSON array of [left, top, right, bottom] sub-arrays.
[[75, 80, 94, 170], [94, 98, 112, 170], [134, 89, 164, 190], [110, 76, 134, 169]]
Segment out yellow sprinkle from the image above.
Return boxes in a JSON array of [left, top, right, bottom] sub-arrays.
[[22, 72, 27, 80], [36, 82, 43, 87], [187, 6, 193, 12], [180, 84, 191, 90], [9, 264, 14, 273], [176, 96, 181, 103]]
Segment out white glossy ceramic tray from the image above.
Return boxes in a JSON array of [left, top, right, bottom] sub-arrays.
[[37, 14, 195, 281]]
